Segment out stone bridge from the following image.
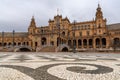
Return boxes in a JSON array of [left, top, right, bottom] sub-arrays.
[[56, 44, 69, 52], [14, 46, 33, 52]]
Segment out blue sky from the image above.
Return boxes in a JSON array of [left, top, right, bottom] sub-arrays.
[[0, 0, 120, 32]]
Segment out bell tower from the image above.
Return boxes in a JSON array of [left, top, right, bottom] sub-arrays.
[[95, 4, 103, 20], [28, 16, 36, 35], [94, 4, 107, 35]]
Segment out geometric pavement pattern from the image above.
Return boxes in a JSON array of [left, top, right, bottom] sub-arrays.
[[0, 52, 120, 80]]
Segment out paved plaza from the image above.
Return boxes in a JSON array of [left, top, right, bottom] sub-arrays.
[[0, 52, 120, 80]]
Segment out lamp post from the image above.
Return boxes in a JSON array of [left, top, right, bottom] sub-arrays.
[[2, 31, 4, 47], [56, 16, 61, 51], [73, 20, 76, 53], [12, 30, 15, 47]]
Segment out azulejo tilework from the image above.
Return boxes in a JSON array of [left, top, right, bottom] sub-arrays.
[[0, 52, 120, 80]]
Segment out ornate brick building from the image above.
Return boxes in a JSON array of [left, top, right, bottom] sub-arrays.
[[0, 4, 120, 52]]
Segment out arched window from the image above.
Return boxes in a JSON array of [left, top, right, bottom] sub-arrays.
[[62, 31, 65, 36]]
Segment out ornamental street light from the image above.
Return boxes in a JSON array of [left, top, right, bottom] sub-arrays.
[[2, 31, 4, 47], [73, 20, 76, 53], [12, 30, 15, 47], [56, 15, 61, 51]]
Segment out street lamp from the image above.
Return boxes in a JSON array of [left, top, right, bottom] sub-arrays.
[[73, 20, 76, 53], [2, 31, 4, 47], [12, 30, 15, 47], [56, 16, 61, 51]]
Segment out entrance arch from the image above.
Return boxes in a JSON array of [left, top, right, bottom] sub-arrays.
[[113, 38, 119, 45], [73, 39, 76, 46], [102, 38, 106, 48], [8, 42, 11, 45], [89, 39, 93, 48], [18, 42, 21, 46], [78, 39, 82, 47], [113, 38, 120, 48], [4, 43, 7, 46], [41, 37, 47, 46], [68, 40, 72, 47], [0, 43, 2, 46], [62, 47, 68, 52], [83, 39, 87, 48], [96, 38, 100, 48]]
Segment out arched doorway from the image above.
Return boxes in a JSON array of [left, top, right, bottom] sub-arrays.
[[18, 42, 21, 46], [35, 42, 38, 47], [27, 42, 29, 45], [8, 43, 12, 46], [62, 47, 68, 52], [23, 42, 25, 45], [4, 43, 7, 46], [113, 38, 120, 49], [89, 39, 93, 48], [0, 43, 2, 46], [102, 38, 106, 48], [73, 39, 76, 48], [41, 37, 47, 46], [68, 40, 71, 47], [83, 39, 87, 48], [96, 38, 100, 48], [14, 42, 16, 46], [78, 39, 82, 47]]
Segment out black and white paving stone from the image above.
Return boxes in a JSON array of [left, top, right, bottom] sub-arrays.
[[0, 52, 120, 80]]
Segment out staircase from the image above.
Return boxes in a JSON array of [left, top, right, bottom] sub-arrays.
[[39, 46, 56, 52]]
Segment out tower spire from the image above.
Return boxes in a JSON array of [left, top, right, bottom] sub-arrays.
[[98, 3, 100, 8], [32, 15, 34, 19], [29, 16, 36, 28], [98, 0, 101, 7], [57, 8, 59, 15], [95, 3, 103, 20]]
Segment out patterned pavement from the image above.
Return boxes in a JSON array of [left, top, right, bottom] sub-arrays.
[[0, 52, 120, 80]]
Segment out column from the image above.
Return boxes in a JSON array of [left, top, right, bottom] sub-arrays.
[[76, 39, 78, 49], [81, 39, 83, 49], [87, 39, 89, 49], [100, 38, 102, 48], [93, 38, 96, 49]]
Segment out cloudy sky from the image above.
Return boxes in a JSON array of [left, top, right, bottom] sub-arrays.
[[0, 0, 120, 32]]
